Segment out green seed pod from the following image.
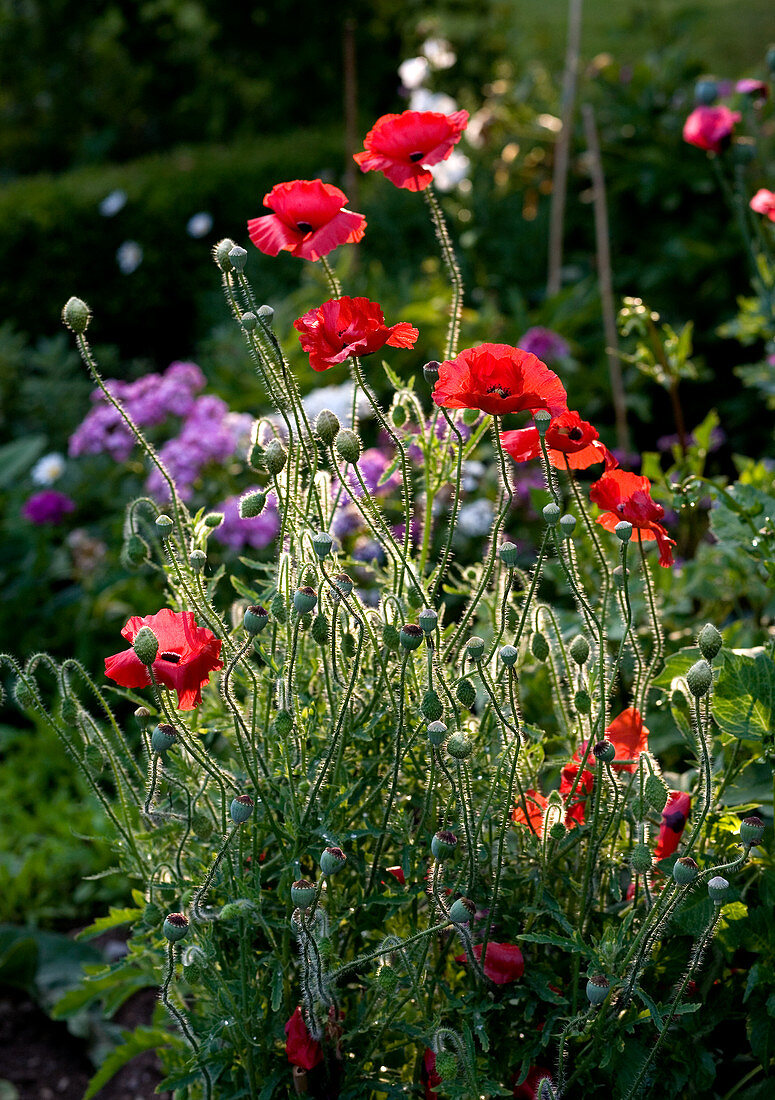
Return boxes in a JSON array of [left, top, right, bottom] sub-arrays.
[[543, 502, 561, 527], [435, 1051, 457, 1081], [615, 520, 633, 543], [708, 876, 729, 903], [376, 965, 400, 994], [559, 513, 576, 538], [400, 624, 424, 652], [274, 709, 293, 736], [645, 773, 669, 813], [133, 626, 159, 666], [312, 532, 333, 559], [189, 549, 206, 573], [574, 689, 591, 715], [740, 816, 765, 847], [531, 632, 549, 662], [423, 360, 440, 384], [686, 659, 713, 698], [465, 636, 485, 662], [124, 533, 150, 566], [213, 237, 236, 271], [315, 409, 340, 445], [155, 514, 173, 537], [151, 724, 176, 754], [586, 974, 609, 1005], [431, 830, 458, 860], [334, 572, 354, 598], [291, 879, 317, 908], [499, 541, 519, 567], [240, 490, 267, 518], [407, 586, 424, 610], [499, 644, 518, 668], [230, 794, 254, 824], [257, 304, 274, 323], [631, 843, 653, 874], [448, 897, 476, 924], [427, 720, 448, 746], [135, 706, 152, 728], [593, 739, 615, 763], [163, 912, 189, 942], [335, 428, 362, 465], [673, 856, 699, 885], [534, 409, 551, 435], [569, 634, 590, 666], [421, 689, 443, 722], [264, 439, 287, 475], [84, 743, 104, 772], [240, 311, 257, 331], [456, 678, 477, 709], [62, 296, 91, 334], [447, 732, 473, 759], [383, 623, 401, 651], [192, 811, 214, 839], [228, 245, 247, 271], [203, 511, 224, 529], [244, 605, 269, 635], [311, 612, 329, 646], [630, 796, 648, 821], [419, 607, 438, 634], [320, 846, 347, 876], [698, 623, 723, 661], [294, 586, 318, 615]]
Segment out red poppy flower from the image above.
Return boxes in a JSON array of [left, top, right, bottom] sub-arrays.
[[655, 790, 691, 861], [512, 789, 548, 835], [560, 759, 595, 827], [513, 1066, 554, 1100], [104, 608, 223, 710], [500, 409, 617, 471], [385, 866, 406, 885], [294, 296, 418, 372], [750, 189, 775, 223], [454, 942, 525, 984], [606, 708, 650, 773], [433, 343, 568, 417], [422, 1048, 443, 1100], [354, 109, 469, 191], [682, 106, 741, 153], [589, 469, 676, 567], [285, 1007, 323, 1071], [247, 180, 366, 261]]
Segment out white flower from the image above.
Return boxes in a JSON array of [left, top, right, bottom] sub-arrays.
[[186, 212, 214, 238], [430, 149, 470, 191], [422, 37, 456, 70], [398, 56, 430, 90], [409, 88, 458, 116], [301, 381, 373, 426], [31, 452, 66, 486], [116, 240, 143, 275], [457, 499, 494, 538], [99, 189, 128, 217]]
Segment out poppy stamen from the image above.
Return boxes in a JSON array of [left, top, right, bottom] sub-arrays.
[[568, 427, 583, 442], [408, 151, 425, 163], [296, 221, 314, 233], [486, 384, 511, 398], [160, 652, 182, 664]]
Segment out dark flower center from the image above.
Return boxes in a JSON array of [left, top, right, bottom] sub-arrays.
[[568, 427, 583, 442], [408, 151, 425, 163], [296, 221, 314, 233], [486, 384, 511, 398], [159, 652, 182, 664]]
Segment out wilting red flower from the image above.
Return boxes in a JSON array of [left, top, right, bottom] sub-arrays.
[[655, 790, 691, 861], [589, 469, 676, 567], [750, 189, 775, 222], [500, 409, 617, 471], [422, 1048, 443, 1100], [513, 1066, 554, 1100], [247, 180, 366, 261], [385, 866, 406, 885], [285, 1007, 323, 1071], [560, 758, 595, 827], [433, 343, 567, 417], [682, 105, 741, 153], [454, 942, 525, 984], [606, 708, 650, 773], [294, 296, 418, 372], [512, 789, 548, 835], [354, 109, 469, 191], [104, 608, 223, 710]]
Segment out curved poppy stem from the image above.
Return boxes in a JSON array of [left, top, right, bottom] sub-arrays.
[[422, 184, 464, 362], [161, 943, 213, 1100]]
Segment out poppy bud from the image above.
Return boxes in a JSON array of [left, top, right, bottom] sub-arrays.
[[203, 511, 224, 528], [448, 897, 476, 924], [427, 720, 448, 746], [143, 902, 163, 926], [62, 296, 91, 334], [133, 626, 159, 666], [447, 732, 473, 759], [230, 794, 254, 824], [383, 623, 401, 651], [151, 723, 176, 754], [630, 796, 648, 821], [537, 1079, 556, 1100], [377, 965, 400, 994], [228, 245, 247, 271], [155, 514, 173, 537], [615, 520, 632, 543], [335, 429, 362, 465], [466, 636, 485, 662], [14, 680, 33, 710], [697, 623, 722, 661], [274, 709, 293, 736], [707, 876, 729, 903], [560, 513, 576, 538], [315, 409, 340, 445], [593, 739, 615, 763], [244, 605, 269, 635], [586, 974, 609, 1005], [334, 572, 354, 597], [400, 624, 424, 651], [124, 533, 149, 566], [189, 549, 206, 573], [163, 912, 190, 942], [686, 659, 713, 697], [534, 409, 551, 436], [257, 304, 274, 324], [435, 1051, 457, 1080], [419, 607, 438, 634], [312, 532, 333, 559], [740, 816, 765, 847], [421, 689, 443, 722], [569, 634, 590, 666], [574, 689, 591, 714], [60, 696, 78, 726], [456, 678, 477, 709], [423, 360, 440, 384], [694, 78, 718, 105], [241, 311, 257, 331], [294, 586, 318, 615], [543, 502, 560, 527], [549, 821, 566, 840], [192, 810, 214, 839], [531, 632, 550, 661], [407, 586, 424, 610], [240, 490, 267, 518], [213, 238, 236, 271], [431, 830, 458, 859], [320, 846, 346, 876], [291, 879, 317, 908], [645, 773, 669, 813], [499, 644, 518, 668], [311, 612, 329, 646], [673, 856, 699, 885], [631, 843, 653, 874], [270, 593, 287, 623], [264, 439, 287, 475]]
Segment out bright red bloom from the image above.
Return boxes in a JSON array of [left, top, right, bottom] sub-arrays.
[[606, 708, 650, 773], [513, 1066, 554, 1100], [512, 789, 548, 835], [682, 106, 741, 153], [247, 180, 366, 261], [354, 109, 469, 191], [589, 469, 676, 567], [560, 759, 595, 827], [285, 1007, 323, 1071], [433, 343, 567, 417], [104, 608, 223, 710], [422, 1048, 443, 1100], [455, 942, 525, 984], [655, 790, 692, 861], [385, 866, 406, 885], [294, 296, 418, 372], [750, 189, 775, 223], [500, 409, 617, 471]]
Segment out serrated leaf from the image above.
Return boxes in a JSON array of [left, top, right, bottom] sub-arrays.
[[75, 906, 143, 941], [83, 1026, 177, 1099], [635, 986, 663, 1029], [229, 574, 258, 602], [712, 650, 775, 743], [517, 933, 583, 952]]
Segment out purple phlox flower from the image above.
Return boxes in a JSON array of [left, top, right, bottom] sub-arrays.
[[352, 537, 386, 565], [147, 395, 246, 501], [391, 517, 421, 546], [331, 502, 363, 539], [211, 490, 280, 551], [656, 427, 725, 454], [22, 490, 76, 525], [518, 327, 570, 363], [736, 78, 768, 103], [403, 414, 473, 463], [510, 465, 546, 513], [337, 447, 400, 504]]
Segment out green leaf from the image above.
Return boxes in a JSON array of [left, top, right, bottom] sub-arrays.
[[517, 933, 583, 953], [635, 986, 663, 1029], [712, 650, 775, 743], [75, 906, 143, 941], [651, 647, 700, 689], [0, 435, 47, 489], [83, 1026, 177, 1100]]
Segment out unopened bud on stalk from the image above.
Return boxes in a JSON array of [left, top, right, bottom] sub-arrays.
[[270, 593, 287, 623], [244, 605, 269, 635], [335, 429, 362, 465], [536, 1078, 557, 1100], [531, 632, 549, 662], [311, 612, 329, 646], [593, 739, 615, 763], [456, 678, 477, 709], [686, 659, 713, 698], [708, 876, 729, 903], [230, 794, 254, 824], [61, 696, 78, 725], [740, 816, 765, 847], [421, 689, 443, 722], [435, 1051, 457, 1080], [499, 644, 518, 668], [569, 634, 590, 666], [312, 532, 333, 559], [586, 974, 609, 1005], [213, 238, 236, 271], [241, 311, 257, 331], [448, 897, 476, 924], [315, 409, 340, 445], [615, 520, 632, 543], [334, 572, 354, 597], [400, 624, 424, 652], [240, 490, 267, 518], [228, 245, 247, 271], [274, 709, 293, 736], [645, 773, 669, 812], [574, 688, 591, 714], [559, 513, 576, 538], [543, 502, 560, 526], [377, 965, 400, 993], [163, 912, 189, 942], [549, 821, 566, 840], [320, 846, 347, 876], [155, 514, 173, 537], [465, 636, 485, 662], [698, 623, 723, 661], [423, 360, 440, 384], [264, 439, 287, 475], [498, 541, 519, 567], [291, 879, 317, 908], [419, 607, 438, 634], [257, 304, 274, 323], [427, 720, 448, 746], [673, 856, 699, 885], [62, 296, 91, 334], [431, 830, 458, 859], [383, 623, 400, 651], [391, 404, 407, 427], [151, 724, 176, 754], [189, 549, 206, 573], [407, 586, 424, 609], [203, 512, 224, 528], [294, 586, 318, 615], [133, 626, 159, 666], [631, 843, 653, 874], [124, 533, 149, 565], [534, 409, 551, 436], [447, 732, 473, 759]]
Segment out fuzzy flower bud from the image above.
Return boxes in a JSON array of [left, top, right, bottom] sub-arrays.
[[163, 912, 189, 942], [269, 593, 287, 623], [203, 512, 223, 528], [311, 612, 329, 646], [631, 843, 653, 874], [456, 678, 477, 709], [740, 816, 765, 847], [274, 709, 293, 736], [615, 520, 633, 543], [240, 490, 267, 518], [569, 634, 590, 666], [447, 732, 473, 759], [230, 794, 254, 824], [294, 586, 318, 615], [435, 1051, 457, 1080], [431, 830, 458, 860], [400, 624, 424, 652], [315, 409, 340, 445], [213, 238, 236, 271], [62, 296, 91, 334], [465, 636, 485, 662], [531, 632, 549, 662], [645, 772, 669, 813], [382, 623, 400, 651], [448, 897, 476, 924], [244, 605, 269, 635], [335, 428, 362, 465], [543, 502, 560, 527], [421, 689, 443, 722], [312, 532, 333, 559], [673, 856, 699, 885], [290, 879, 317, 908], [133, 626, 159, 666], [263, 439, 287, 475], [574, 688, 591, 714], [427, 720, 448, 746], [586, 974, 609, 1005], [698, 623, 723, 661], [320, 846, 347, 876], [686, 659, 713, 698], [708, 876, 729, 903]]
